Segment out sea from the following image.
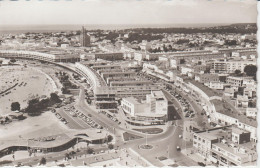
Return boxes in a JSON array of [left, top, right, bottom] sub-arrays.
[[0, 23, 231, 35]]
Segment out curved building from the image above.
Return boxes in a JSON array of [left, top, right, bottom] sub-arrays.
[[0, 50, 80, 63]]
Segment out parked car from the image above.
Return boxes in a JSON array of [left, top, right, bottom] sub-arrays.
[[198, 162, 206, 167], [190, 114, 195, 118], [185, 113, 190, 118]]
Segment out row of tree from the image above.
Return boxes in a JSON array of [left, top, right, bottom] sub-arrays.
[[11, 93, 62, 116]]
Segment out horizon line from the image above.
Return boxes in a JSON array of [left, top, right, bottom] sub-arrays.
[[0, 22, 256, 26]]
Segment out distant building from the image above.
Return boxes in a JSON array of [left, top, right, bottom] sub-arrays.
[[211, 60, 256, 73], [95, 52, 124, 61], [194, 73, 219, 84], [80, 26, 91, 47]]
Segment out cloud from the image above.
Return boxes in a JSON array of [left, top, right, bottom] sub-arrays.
[[0, 0, 257, 25]]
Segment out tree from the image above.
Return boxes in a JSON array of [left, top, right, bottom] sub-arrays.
[[244, 65, 257, 79], [180, 59, 185, 64], [10, 59, 16, 63], [86, 148, 94, 154], [108, 144, 114, 150], [168, 44, 173, 51], [25, 98, 41, 116], [39, 157, 46, 165], [50, 93, 61, 104], [11, 102, 20, 111], [224, 40, 237, 46], [107, 135, 113, 142], [234, 69, 241, 75]]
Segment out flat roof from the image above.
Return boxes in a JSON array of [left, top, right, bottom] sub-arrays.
[[213, 140, 256, 159], [195, 128, 229, 141], [111, 80, 152, 84], [188, 80, 221, 97], [0, 129, 109, 151], [123, 97, 142, 105], [94, 87, 116, 95], [152, 90, 165, 98], [211, 99, 257, 127], [102, 71, 136, 75], [232, 127, 249, 135], [92, 65, 121, 68]]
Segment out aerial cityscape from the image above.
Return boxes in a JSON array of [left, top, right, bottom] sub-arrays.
[[0, 0, 258, 167]]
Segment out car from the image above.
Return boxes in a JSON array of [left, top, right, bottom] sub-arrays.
[[14, 162, 24, 167], [198, 162, 206, 167], [185, 113, 190, 118], [178, 135, 182, 138], [176, 146, 181, 151], [100, 150, 105, 153], [63, 120, 68, 124]]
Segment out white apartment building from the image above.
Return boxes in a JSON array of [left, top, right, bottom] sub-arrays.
[[121, 90, 168, 117], [181, 66, 193, 75]]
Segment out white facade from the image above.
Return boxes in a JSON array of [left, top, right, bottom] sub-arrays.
[[121, 90, 168, 117], [181, 66, 193, 75], [146, 91, 168, 115], [207, 81, 224, 90]]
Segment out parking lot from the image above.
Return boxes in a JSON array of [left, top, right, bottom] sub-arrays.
[[52, 105, 104, 130]]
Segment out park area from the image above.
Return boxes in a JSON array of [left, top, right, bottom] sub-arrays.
[[0, 62, 69, 141], [0, 65, 57, 116]]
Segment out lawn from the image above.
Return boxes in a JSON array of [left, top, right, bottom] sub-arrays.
[[133, 128, 163, 134], [123, 132, 143, 141]]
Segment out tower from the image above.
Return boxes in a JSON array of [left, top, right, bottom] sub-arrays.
[[80, 26, 90, 47]]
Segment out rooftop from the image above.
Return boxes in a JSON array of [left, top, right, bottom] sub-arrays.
[[231, 127, 249, 135], [0, 129, 109, 151], [92, 64, 121, 68], [94, 87, 116, 95], [211, 99, 257, 127], [123, 97, 142, 105], [188, 80, 222, 97], [195, 127, 230, 141], [110, 80, 152, 84], [212, 140, 257, 161], [102, 71, 136, 75]]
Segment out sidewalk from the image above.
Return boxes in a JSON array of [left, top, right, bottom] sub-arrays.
[[181, 148, 213, 166], [0, 151, 45, 162]]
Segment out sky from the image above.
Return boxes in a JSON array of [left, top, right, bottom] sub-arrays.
[[0, 0, 257, 25]]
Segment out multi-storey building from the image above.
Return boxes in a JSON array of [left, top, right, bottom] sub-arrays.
[[211, 60, 256, 73], [226, 76, 251, 87], [194, 73, 219, 84], [211, 99, 257, 143], [121, 90, 168, 125], [95, 52, 124, 61], [192, 126, 257, 166], [0, 50, 80, 62], [95, 85, 162, 99], [110, 80, 152, 87], [80, 26, 91, 47], [101, 71, 136, 82]]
